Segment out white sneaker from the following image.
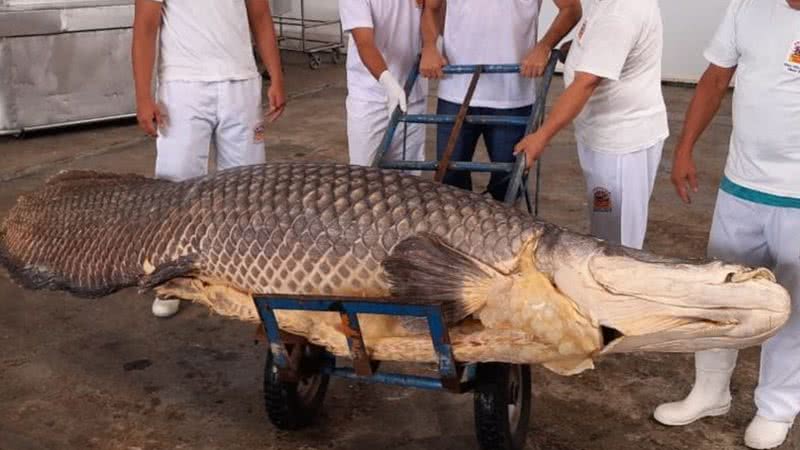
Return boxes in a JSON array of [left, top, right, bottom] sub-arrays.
[[653, 349, 737, 426], [744, 416, 791, 449], [152, 298, 180, 318]]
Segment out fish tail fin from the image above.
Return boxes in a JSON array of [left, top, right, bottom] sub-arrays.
[[382, 233, 507, 324], [0, 171, 174, 297]]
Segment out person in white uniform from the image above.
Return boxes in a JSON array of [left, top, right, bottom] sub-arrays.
[[340, 0, 428, 168], [653, 1, 800, 448], [132, 0, 286, 318], [514, 0, 668, 250], [421, 0, 582, 201]]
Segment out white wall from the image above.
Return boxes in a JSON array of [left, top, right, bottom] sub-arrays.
[[289, 0, 730, 83], [540, 0, 729, 83]]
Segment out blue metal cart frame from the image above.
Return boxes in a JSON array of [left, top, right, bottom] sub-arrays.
[[255, 294, 474, 392], [371, 50, 562, 216]]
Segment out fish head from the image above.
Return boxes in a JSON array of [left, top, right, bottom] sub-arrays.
[[533, 227, 791, 355]]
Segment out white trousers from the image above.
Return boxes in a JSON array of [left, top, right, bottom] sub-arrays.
[[702, 190, 800, 423], [346, 96, 426, 167], [155, 77, 266, 181], [577, 140, 664, 249]]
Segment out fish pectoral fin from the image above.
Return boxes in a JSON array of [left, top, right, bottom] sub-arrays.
[[382, 233, 506, 325], [137, 254, 200, 292]]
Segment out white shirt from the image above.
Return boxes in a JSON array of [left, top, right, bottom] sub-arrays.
[[563, 0, 668, 154], [437, 0, 542, 109], [153, 0, 259, 82], [340, 0, 427, 104], [705, 0, 800, 198]]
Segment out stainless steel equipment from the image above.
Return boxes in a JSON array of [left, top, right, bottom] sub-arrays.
[[0, 0, 136, 136]]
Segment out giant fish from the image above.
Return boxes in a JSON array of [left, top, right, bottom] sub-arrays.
[[0, 163, 790, 375]]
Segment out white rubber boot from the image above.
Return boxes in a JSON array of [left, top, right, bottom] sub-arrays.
[[654, 349, 738, 426], [744, 416, 792, 449], [152, 297, 180, 318]]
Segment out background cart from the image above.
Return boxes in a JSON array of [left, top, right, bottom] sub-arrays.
[[271, 0, 345, 70]]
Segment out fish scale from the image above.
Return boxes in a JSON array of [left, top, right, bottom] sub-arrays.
[[0, 163, 535, 299]]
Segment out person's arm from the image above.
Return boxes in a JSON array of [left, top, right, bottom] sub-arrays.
[[521, 0, 582, 77], [513, 72, 601, 166], [349, 28, 408, 114], [246, 0, 287, 122], [420, 0, 447, 79], [132, 0, 164, 137], [671, 64, 736, 203], [350, 28, 388, 79]]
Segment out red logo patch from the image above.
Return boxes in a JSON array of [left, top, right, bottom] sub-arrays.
[[253, 123, 265, 144], [592, 187, 612, 212]]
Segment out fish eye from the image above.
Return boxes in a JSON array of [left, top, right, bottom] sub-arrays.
[[725, 272, 735, 283]]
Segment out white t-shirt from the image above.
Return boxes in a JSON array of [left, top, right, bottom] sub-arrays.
[[153, 0, 259, 82], [437, 0, 542, 109], [705, 0, 800, 198], [563, 0, 668, 154], [340, 0, 427, 104]]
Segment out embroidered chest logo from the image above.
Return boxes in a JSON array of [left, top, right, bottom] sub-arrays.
[[790, 41, 800, 64], [785, 40, 800, 74]]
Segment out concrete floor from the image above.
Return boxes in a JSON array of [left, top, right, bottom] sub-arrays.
[[0, 54, 795, 450]]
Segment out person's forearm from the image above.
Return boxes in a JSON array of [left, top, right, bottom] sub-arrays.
[[421, 2, 442, 49], [539, 1, 581, 49], [132, 21, 158, 103], [675, 76, 730, 156], [354, 41, 389, 80], [252, 14, 285, 85], [537, 79, 597, 142]]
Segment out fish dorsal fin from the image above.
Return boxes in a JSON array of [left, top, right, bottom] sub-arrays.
[[382, 233, 508, 324]]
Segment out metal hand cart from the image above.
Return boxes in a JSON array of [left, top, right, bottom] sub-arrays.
[[272, 0, 345, 70], [255, 295, 531, 450], [372, 50, 562, 216], [252, 52, 561, 450]]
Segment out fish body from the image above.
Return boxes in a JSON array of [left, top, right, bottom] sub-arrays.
[[0, 163, 790, 375]]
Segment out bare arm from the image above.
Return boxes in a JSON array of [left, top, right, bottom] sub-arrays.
[[671, 64, 736, 203], [350, 28, 388, 80], [674, 64, 736, 158], [513, 72, 601, 166], [246, 0, 287, 122], [132, 0, 163, 136], [540, 0, 582, 50], [521, 0, 582, 77], [420, 0, 447, 79]]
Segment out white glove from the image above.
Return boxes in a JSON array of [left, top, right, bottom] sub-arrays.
[[378, 70, 407, 115]]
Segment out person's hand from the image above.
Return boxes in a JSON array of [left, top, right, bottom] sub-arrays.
[[378, 71, 407, 115], [521, 42, 551, 78], [266, 81, 287, 123], [513, 131, 549, 168], [136, 97, 166, 137], [420, 45, 447, 79], [671, 147, 699, 204]]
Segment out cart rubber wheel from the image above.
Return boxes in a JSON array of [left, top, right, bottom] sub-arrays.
[[263, 346, 330, 430], [308, 54, 322, 70], [473, 363, 532, 450], [331, 49, 343, 64]]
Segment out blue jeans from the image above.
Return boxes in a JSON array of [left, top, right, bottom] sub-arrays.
[[435, 99, 532, 201]]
